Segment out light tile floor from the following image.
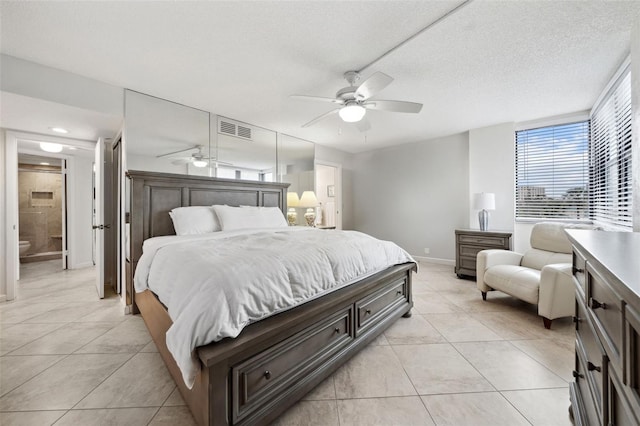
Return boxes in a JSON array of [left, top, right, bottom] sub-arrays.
[[0, 260, 575, 425]]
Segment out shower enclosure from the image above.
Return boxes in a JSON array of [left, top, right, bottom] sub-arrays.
[[18, 161, 66, 264]]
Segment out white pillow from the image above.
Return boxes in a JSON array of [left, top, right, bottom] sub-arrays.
[[169, 206, 221, 235], [212, 205, 287, 231]]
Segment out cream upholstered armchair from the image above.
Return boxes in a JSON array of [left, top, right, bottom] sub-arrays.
[[476, 222, 595, 329]]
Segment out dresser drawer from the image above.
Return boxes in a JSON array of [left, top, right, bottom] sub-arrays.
[[588, 265, 623, 366], [608, 368, 640, 426], [626, 305, 640, 403], [458, 234, 508, 247], [232, 307, 353, 421], [576, 297, 607, 406], [575, 347, 603, 424], [356, 278, 407, 335], [573, 247, 587, 297]]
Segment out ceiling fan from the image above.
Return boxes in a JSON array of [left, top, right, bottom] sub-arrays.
[[157, 145, 230, 168], [291, 71, 423, 130]]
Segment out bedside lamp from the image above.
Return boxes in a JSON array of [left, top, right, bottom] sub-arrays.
[[286, 192, 299, 226], [299, 191, 319, 227], [474, 192, 495, 231]]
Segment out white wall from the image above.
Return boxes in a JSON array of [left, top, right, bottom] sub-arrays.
[[632, 19, 640, 232], [468, 123, 515, 232], [0, 130, 6, 300], [67, 156, 95, 269], [352, 133, 469, 262], [1, 54, 123, 115]]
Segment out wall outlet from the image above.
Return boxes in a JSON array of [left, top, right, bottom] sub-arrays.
[[423, 248, 430, 254]]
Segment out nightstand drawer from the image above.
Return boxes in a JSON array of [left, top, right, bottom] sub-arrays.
[[455, 229, 512, 278], [458, 234, 508, 247]]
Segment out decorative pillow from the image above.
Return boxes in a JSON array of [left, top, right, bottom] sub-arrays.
[[212, 205, 287, 231], [169, 206, 221, 235]]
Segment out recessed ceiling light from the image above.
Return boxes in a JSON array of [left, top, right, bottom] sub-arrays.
[[40, 142, 63, 153], [40, 162, 50, 166], [50, 127, 69, 134]]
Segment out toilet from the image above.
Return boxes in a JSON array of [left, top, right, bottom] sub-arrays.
[[19, 240, 31, 255]]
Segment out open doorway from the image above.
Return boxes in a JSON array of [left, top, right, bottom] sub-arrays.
[[315, 162, 343, 230], [17, 153, 67, 276]]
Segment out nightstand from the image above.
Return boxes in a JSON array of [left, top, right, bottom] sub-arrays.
[[455, 229, 512, 279]]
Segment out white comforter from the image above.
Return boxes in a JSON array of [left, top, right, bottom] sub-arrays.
[[134, 227, 414, 388]]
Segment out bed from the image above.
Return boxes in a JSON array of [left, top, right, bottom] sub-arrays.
[[127, 170, 416, 426]]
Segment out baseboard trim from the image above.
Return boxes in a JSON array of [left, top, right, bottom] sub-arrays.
[[412, 255, 455, 266]]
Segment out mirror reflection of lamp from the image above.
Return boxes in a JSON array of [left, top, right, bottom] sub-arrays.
[[286, 192, 299, 226], [298, 191, 319, 227]]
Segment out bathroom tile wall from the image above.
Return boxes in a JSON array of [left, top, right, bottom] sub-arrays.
[[18, 166, 63, 256]]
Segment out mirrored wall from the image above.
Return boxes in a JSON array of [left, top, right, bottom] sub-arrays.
[[123, 90, 312, 188]]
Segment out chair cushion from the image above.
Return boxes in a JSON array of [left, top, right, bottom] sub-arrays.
[[521, 249, 571, 271], [484, 265, 541, 304]]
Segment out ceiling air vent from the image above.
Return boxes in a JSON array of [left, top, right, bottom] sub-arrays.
[[219, 121, 236, 136], [237, 125, 252, 140], [218, 119, 253, 141]]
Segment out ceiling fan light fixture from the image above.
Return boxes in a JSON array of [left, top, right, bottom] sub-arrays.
[[339, 104, 366, 123], [192, 159, 208, 168]]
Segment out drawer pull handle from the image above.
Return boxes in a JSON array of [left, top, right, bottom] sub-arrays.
[[589, 298, 607, 310], [572, 370, 584, 379], [264, 370, 272, 380], [587, 362, 601, 373], [334, 327, 341, 334], [396, 290, 403, 295], [365, 309, 371, 315]]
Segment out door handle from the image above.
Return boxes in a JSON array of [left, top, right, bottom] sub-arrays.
[[92, 224, 111, 230]]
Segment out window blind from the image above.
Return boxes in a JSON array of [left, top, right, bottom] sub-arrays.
[[589, 68, 632, 230], [516, 121, 590, 220]]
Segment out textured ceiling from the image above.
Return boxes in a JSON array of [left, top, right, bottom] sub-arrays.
[[1, 1, 638, 153]]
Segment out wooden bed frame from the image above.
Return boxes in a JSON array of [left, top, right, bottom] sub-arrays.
[[127, 170, 416, 426]]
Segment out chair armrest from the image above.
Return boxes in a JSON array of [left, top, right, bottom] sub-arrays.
[[538, 263, 574, 320], [476, 250, 523, 292]]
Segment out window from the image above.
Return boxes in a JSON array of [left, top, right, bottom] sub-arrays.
[[589, 67, 632, 230], [516, 121, 590, 220]]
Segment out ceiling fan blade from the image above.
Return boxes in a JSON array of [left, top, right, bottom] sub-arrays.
[[290, 95, 343, 104], [354, 117, 371, 133], [302, 109, 340, 128], [364, 100, 423, 113], [354, 72, 393, 101], [171, 158, 191, 165], [157, 144, 203, 158]]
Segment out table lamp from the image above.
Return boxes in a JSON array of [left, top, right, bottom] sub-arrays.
[[299, 191, 319, 227], [474, 192, 495, 231], [286, 192, 299, 226]]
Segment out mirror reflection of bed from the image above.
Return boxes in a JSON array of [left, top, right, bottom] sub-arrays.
[[127, 171, 415, 425]]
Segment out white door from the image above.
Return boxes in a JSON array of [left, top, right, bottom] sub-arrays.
[[94, 138, 105, 298]]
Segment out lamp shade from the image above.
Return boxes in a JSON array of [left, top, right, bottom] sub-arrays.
[[287, 192, 300, 207], [473, 193, 495, 210], [298, 191, 319, 208]]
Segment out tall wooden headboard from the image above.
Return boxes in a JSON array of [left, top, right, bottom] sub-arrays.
[[126, 170, 289, 312]]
